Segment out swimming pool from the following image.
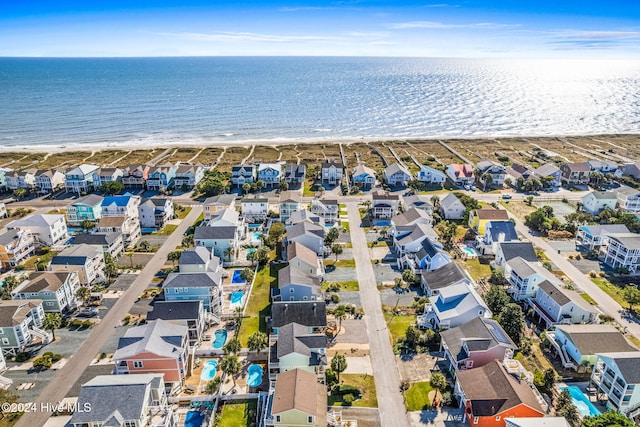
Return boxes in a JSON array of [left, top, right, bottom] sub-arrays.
[[230, 291, 245, 309], [200, 360, 218, 381], [184, 410, 205, 427], [251, 232, 262, 243], [247, 364, 263, 388], [212, 329, 227, 349], [462, 246, 478, 257], [248, 223, 262, 229], [231, 270, 246, 285], [141, 227, 157, 234], [561, 386, 601, 417]]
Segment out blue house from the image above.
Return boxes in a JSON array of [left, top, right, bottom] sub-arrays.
[[194, 226, 239, 261], [162, 272, 222, 314], [65, 194, 104, 227], [351, 164, 376, 188], [146, 165, 177, 191], [257, 163, 283, 187]]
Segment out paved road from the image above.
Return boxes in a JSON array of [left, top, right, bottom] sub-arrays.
[[508, 211, 640, 339], [346, 202, 409, 427], [17, 206, 202, 427]]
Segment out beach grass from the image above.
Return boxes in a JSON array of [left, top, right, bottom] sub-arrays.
[[165, 147, 202, 163], [193, 147, 224, 165], [215, 146, 249, 172], [117, 149, 157, 165], [591, 277, 629, 309]]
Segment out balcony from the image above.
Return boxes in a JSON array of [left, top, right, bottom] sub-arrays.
[[114, 361, 130, 374]]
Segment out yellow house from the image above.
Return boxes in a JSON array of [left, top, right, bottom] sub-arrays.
[[0, 229, 36, 270], [468, 207, 510, 235], [270, 368, 326, 427]]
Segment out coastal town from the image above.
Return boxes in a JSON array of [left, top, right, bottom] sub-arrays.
[[0, 136, 640, 427]]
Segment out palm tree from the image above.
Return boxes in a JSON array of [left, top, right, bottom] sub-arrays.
[[205, 378, 221, 395], [430, 372, 447, 405], [241, 183, 251, 195], [224, 246, 234, 262], [220, 355, 241, 386], [482, 173, 493, 191], [139, 240, 151, 252], [247, 331, 268, 354], [12, 188, 28, 201], [256, 180, 265, 191], [167, 250, 181, 266], [75, 286, 91, 306], [42, 313, 61, 341], [331, 243, 343, 262], [223, 338, 241, 354], [334, 306, 347, 334]]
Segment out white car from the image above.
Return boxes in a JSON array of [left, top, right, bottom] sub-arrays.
[[463, 184, 471, 190]]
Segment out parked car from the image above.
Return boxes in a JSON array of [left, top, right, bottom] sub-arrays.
[[501, 194, 512, 199], [470, 185, 476, 191], [77, 307, 99, 317], [463, 184, 471, 190]]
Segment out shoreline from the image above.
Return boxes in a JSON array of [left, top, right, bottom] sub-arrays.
[[1, 133, 639, 155]]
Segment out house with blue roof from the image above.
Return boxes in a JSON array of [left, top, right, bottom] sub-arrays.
[[65, 194, 104, 226], [576, 224, 630, 250], [478, 220, 519, 255], [101, 194, 141, 246], [146, 165, 176, 191]]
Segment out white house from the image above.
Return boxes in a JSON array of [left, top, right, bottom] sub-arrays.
[[600, 233, 640, 274], [439, 193, 465, 220], [65, 164, 100, 194], [581, 191, 618, 214], [420, 261, 471, 297], [321, 161, 343, 186], [0, 229, 36, 269], [591, 351, 640, 418], [418, 282, 491, 330], [446, 164, 474, 186], [616, 186, 640, 213], [587, 159, 619, 174], [101, 195, 141, 246], [493, 241, 538, 271], [258, 162, 284, 187], [34, 170, 65, 195], [279, 191, 302, 223], [73, 232, 124, 258], [203, 194, 236, 220], [138, 197, 174, 229], [92, 167, 123, 189], [576, 224, 630, 250], [5, 170, 35, 191], [528, 280, 598, 328], [8, 214, 68, 247], [241, 196, 269, 220], [268, 322, 326, 380], [284, 164, 306, 186], [383, 163, 411, 186], [174, 164, 205, 189], [505, 257, 556, 301], [11, 271, 80, 313], [371, 190, 400, 220], [403, 195, 433, 214], [533, 163, 562, 189], [310, 198, 339, 224], [415, 165, 447, 185], [0, 202, 6, 219], [49, 244, 106, 285], [287, 242, 323, 277], [475, 159, 506, 188]]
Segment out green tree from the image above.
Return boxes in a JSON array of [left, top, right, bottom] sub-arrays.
[[555, 388, 580, 427], [582, 411, 635, 427], [12, 188, 28, 201], [404, 325, 421, 349], [334, 305, 347, 334], [99, 181, 124, 195], [223, 338, 242, 354], [331, 243, 343, 262], [240, 268, 254, 283], [623, 286, 640, 311], [196, 170, 229, 197], [181, 234, 194, 248], [256, 180, 265, 191], [331, 354, 348, 382], [224, 246, 234, 262], [220, 355, 241, 386], [205, 377, 222, 395], [75, 286, 91, 306], [103, 253, 118, 280], [0, 275, 18, 300], [541, 368, 556, 393], [80, 220, 95, 231], [247, 331, 268, 354], [241, 182, 251, 195], [325, 227, 340, 245], [481, 173, 493, 191], [484, 285, 511, 317], [266, 222, 286, 248], [430, 195, 440, 212], [167, 250, 182, 266], [401, 269, 417, 287], [139, 240, 151, 252], [254, 247, 270, 266], [279, 181, 289, 191], [498, 303, 525, 346], [42, 312, 62, 341], [430, 372, 447, 404], [525, 195, 534, 206]]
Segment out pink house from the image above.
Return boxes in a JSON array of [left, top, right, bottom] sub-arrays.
[[113, 319, 189, 393]]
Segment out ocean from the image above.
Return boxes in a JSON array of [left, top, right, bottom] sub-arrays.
[[0, 57, 639, 149]]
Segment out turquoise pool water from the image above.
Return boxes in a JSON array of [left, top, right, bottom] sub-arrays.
[[462, 246, 477, 256], [212, 329, 227, 349], [251, 232, 262, 243], [231, 270, 246, 284], [200, 360, 218, 381], [184, 410, 205, 427], [231, 291, 245, 309], [247, 364, 263, 388], [561, 386, 601, 417], [246, 248, 256, 259]]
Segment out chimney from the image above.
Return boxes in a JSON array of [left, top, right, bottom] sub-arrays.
[[312, 303, 317, 311], [498, 232, 506, 243]]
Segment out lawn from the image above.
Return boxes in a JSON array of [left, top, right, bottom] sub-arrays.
[[0, 413, 22, 427], [321, 281, 360, 291], [217, 399, 258, 427], [324, 259, 356, 268], [591, 277, 629, 309], [22, 251, 58, 269], [329, 374, 378, 408], [579, 292, 597, 305], [405, 381, 434, 411], [175, 206, 192, 219], [460, 258, 492, 282], [342, 221, 350, 232], [500, 200, 536, 220], [383, 309, 414, 344], [153, 224, 178, 236]]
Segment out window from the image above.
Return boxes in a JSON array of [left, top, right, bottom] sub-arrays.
[[275, 416, 281, 422], [473, 417, 479, 424], [308, 415, 314, 423], [133, 361, 143, 368], [289, 288, 294, 293], [496, 416, 501, 421], [2, 338, 9, 345]]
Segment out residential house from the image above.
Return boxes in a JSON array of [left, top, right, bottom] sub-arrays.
[[383, 162, 411, 186], [532, 163, 562, 189], [203, 194, 236, 220], [549, 324, 636, 370], [468, 207, 509, 235], [616, 186, 640, 213], [34, 169, 65, 195], [528, 280, 599, 328], [285, 220, 325, 256], [576, 224, 630, 250], [310, 198, 339, 224], [621, 163, 640, 181], [493, 241, 538, 271], [440, 317, 517, 374], [476, 159, 506, 188], [284, 164, 306, 186], [270, 301, 327, 336], [581, 190, 617, 215], [194, 226, 238, 261], [274, 266, 322, 302], [0, 203, 6, 219], [101, 194, 142, 246], [65, 164, 99, 194], [0, 168, 11, 192], [240, 195, 268, 221], [268, 322, 326, 380], [321, 161, 343, 186], [0, 229, 36, 270], [505, 164, 534, 185], [65, 194, 104, 226], [478, 220, 519, 255], [372, 190, 400, 220], [121, 164, 150, 188], [147, 300, 206, 348], [68, 374, 176, 427], [113, 319, 189, 393], [73, 232, 124, 258], [163, 272, 222, 314], [146, 165, 177, 191], [587, 159, 619, 174], [403, 195, 433, 214], [265, 368, 327, 427], [286, 209, 321, 227], [392, 222, 439, 258], [287, 242, 323, 277], [279, 190, 302, 223], [600, 233, 640, 274], [418, 282, 491, 330], [0, 299, 47, 356], [96, 216, 129, 241], [446, 163, 475, 186], [11, 271, 80, 313], [258, 162, 284, 187], [560, 162, 591, 186], [390, 208, 432, 234], [173, 164, 205, 189], [505, 418, 569, 427], [504, 257, 556, 301], [401, 237, 451, 274], [5, 170, 35, 191], [420, 262, 472, 297], [439, 193, 465, 220], [92, 167, 123, 189], [139, 197, 174, 229], [591, 351, 640, 417], [231, 164, 256, 186], [415, 164, 446, 186], [454, 360, 545, 426], [351, 164, 376, 188], [178, 247, 221, 274], [8, 213, 68, 246], [208, 209, 245, 242], [49, 244, 106, 285]]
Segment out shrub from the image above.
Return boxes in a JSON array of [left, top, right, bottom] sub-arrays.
[[575, 254, 581, 260], [50, 353, 62, 363], [333, 384, 361, 397], [15, 352, 30, 363], [32, 356, 52, 370], [325, 369, 338, 388], [70, 319, 83, 328], [342, 394, 355, 405], [589, 271, 597, 278], [568, 255, 574, 260], [330, 293, 340, 303]]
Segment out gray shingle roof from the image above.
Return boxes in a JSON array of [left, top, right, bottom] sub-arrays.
[[579, 224, 630, 237], [194, 225, 237, 240], [287, 242, 320, 268], [278, 266, 321, 290], [610, 352, 640, 383], [14, 272, 72, 293], [203, 194, 236, 206], [163, 272, 222, 289], [179, 247, 211, 265], [50, 244, 101, 265], [497, 242, 537, 263], [147, 301, 203, 322], [608, 233, 640, 250], [441, 318, 516, 363], [70, 194, 104, 206], [114, 319, 187, 359], [587, 190, 617, 200], [276, 322, 327, 358], [392, 208, 430, 227], [421, 262, 470, 291], [73, 232, 121, 246], [556, 324, 636, 356], [286, 221, 324, 240], [271, 301, 326, 329], [439, 193, 463, 210]]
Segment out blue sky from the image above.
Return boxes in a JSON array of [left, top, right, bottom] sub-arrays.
[[1, 1, 640, 57]]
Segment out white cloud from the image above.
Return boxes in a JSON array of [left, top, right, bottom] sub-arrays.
[[386, 21, 521, 30], [150, 31, 343, 43]]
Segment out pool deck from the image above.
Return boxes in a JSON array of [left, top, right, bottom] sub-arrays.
[[557, 381, 608, 414]]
